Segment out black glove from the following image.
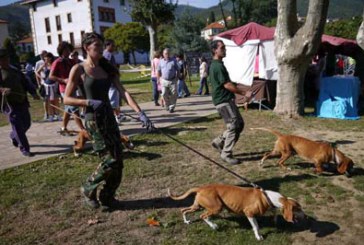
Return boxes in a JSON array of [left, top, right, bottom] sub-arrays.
[[138, 111, 155, 132]]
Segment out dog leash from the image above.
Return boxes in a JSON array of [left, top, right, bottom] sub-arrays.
[[123, 112, 261, 189]]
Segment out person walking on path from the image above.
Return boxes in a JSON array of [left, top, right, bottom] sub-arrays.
[[151, 51, 161, 106], [209, 40, 251, 165], [0, 48, 40, 157], [176, 53, 190, 98], [49, 41, 85, 135], [34, 50, 49, 120], [157, 48, 180, 113], [196, 56, 209, 95], [103, 39, 125, 124], [64, 32, 154, 209], [36, 52, 61, 121]]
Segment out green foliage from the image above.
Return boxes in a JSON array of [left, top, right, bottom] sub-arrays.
[[324, 16, 363, 39], [157, 24, 174, 51], [228, 0, 277, 28], [129, 0, 176, 27], [208, 11, 216, 23], [170, 9, 209, 53], [129, 0, 176, 55], [3, 37, 20, 66], [104, 22, 149, 64], [19, 52, 35, 63]]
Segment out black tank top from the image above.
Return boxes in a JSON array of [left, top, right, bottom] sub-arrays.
[[81, 64, 112, 119]]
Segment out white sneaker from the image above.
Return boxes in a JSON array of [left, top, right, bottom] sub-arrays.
[[115, 116, 121, 124], [43, 114, 49, 120]]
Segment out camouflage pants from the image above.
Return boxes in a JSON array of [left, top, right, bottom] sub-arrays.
[[82, 105, 124, 203]]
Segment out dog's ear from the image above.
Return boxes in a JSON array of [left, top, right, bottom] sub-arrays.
[[337, 159, 354, 175], [280, 197, 294, 223]]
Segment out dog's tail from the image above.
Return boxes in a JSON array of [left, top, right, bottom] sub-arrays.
[[168, 187, 200, 200], [250, 127, 283, 137]]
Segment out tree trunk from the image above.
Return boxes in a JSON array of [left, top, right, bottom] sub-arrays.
[[274, 0, 329, 117], [357, 9, 364, 50], [146, 25, 157, 61], [132, 51, 136, 65]]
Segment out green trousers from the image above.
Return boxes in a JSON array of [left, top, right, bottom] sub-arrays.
[[82, 105, 124, 203]]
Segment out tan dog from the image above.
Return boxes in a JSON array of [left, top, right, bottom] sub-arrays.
[[168, 183, 305, 241], [73, 130, 134, 156], [251, 128, 354, 176]]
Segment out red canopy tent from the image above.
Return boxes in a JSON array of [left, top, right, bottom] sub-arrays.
[[217, 22, 275, 46]]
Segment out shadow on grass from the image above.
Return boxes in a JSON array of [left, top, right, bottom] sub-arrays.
[[237, 174, 318, 192], [108, 196, 195, 212], [222, 214, 339, 238], [123, 151, 162, 161]]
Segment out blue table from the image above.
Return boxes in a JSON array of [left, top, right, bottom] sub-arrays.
[[316, 76, 361, 120]]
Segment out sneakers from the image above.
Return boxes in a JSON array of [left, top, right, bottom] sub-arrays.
[[100, 197, 120, 210], [211, 141, 223, 153], [22, 151, 35, 157], [221, 155, 240, 165], [81, 186, 100, 209], [43, 114, 49, 121]]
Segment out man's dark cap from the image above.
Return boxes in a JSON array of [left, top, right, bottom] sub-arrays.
[[0, 48, 9, 58]]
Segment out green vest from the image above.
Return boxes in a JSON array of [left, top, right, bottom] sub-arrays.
[[209, 60, 234, 106]]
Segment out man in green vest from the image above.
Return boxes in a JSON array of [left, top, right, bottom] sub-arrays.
[[208, 40, 251, 165]]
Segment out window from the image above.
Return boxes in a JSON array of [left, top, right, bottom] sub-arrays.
[[45, 17, 51, 32], [58, 34, 62, 43], [120, 0, 125, 5], [67, 13, 72, 23], [69, 32, 75, 46], [53, 0, 58, 7], [98, 7, 115, 23], [32, 3, 37, 11], [81, 30, 85, 39], [103, 0, 109, 2], [56, 15, 62, 31], [47, 36, 52, 44]]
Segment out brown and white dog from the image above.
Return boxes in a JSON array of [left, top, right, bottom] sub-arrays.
[[168, 184, 305, 241], [73, 130, 134, 156], [250, 128, 354, 176]]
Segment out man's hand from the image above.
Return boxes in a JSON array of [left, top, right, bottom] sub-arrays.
[[0, 87, 11, 95], [87, 99, 103, 110], [138, 111, 155, 132]]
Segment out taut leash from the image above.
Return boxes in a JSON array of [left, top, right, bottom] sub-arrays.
[[123, 112, 260, 188]]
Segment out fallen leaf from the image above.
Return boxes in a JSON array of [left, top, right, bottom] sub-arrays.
[[87, 219, 100, 226], [147, 218, 160, 227]]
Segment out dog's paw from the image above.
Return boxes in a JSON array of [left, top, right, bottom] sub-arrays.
[[184, 220, 192, 225], [210, 223, 218, 230], [256, 234, 264, 241]]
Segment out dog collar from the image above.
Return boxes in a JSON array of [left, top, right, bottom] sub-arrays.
[[262, 190, 275, 209]]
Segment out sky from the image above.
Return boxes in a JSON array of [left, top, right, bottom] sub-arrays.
[[0, 0, 220, 8]]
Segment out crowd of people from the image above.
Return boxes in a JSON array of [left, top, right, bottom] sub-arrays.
[[0, 32, 251, 209]]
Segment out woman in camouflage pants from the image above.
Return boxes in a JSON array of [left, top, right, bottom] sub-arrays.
[[64, 32, 154, 209]]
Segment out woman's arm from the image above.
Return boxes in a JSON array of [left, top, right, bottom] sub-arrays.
[[63, 64, 88, 107], [112, 76, 141, 113], [35, 64, 45, 83]]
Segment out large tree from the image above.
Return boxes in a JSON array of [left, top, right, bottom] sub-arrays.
[[104, 22, 149, 64], [129, 0, 176, 60], [170, 9, 208, 53], [274, 0, 329, 117]]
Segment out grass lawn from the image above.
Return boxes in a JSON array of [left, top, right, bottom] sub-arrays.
[[1, 71, 364, 244]]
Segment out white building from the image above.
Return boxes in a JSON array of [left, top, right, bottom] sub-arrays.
[[201, 22, 224, 40], [21, 0, 148, 63], [0, 19, 9, 47]]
